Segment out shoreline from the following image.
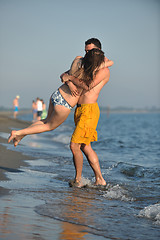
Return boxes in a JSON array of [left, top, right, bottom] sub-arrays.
[[0, 112, 34, 183]]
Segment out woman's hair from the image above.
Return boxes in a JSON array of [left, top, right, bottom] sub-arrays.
[[77, 48, 105, 87]]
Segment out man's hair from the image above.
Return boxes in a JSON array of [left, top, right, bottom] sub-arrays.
[[85, 38, 102, 49]]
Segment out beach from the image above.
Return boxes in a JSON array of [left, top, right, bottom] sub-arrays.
[[0, 112, 160, 240]]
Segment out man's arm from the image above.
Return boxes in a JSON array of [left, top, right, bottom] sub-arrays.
[[104, 58, 114, 67], [61, 54, 112, 93], [61, 56, 113, 89], [64, 68, 110, 97], [91, 67, 110, 87], [62, 67, 110, 90]]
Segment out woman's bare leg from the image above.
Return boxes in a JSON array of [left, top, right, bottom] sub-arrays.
[[8, 98, 54, 146], [8, 102, 71, 147]]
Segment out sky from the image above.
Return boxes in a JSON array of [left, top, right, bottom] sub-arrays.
[[0, 0, 159, 109]]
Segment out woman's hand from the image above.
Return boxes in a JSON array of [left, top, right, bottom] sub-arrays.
[[67, 81, 80, 96]]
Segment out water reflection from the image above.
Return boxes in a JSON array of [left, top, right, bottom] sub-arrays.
[[0, 192, 99, 240], [59, 189, 96, 240]]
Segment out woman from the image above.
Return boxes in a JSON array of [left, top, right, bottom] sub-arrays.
[[8, 49, 113, 147]]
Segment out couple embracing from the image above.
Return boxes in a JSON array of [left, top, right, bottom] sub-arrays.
[[8, 38, 113, 188]]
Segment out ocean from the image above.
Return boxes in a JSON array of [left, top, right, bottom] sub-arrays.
[[0, 112, 160, 239]]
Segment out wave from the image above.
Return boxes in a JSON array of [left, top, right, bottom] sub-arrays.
[[102, 184, 134, 202], [108, 162, 160, 180], [138, 203, 160, 225]]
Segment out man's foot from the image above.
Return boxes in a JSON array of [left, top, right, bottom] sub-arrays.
[[8, 130, 25, 147], [94, 178, 106, 187], [69, 179, 86, 188]]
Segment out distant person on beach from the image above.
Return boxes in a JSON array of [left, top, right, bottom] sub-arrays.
[[13, 95, 20, 119], [61, 38, 111, 187], [36, 97, 43, 121], [32, 100, 37, 122]]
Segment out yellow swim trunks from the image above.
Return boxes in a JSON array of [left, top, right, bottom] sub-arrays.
[[71, 103, 100, 145]]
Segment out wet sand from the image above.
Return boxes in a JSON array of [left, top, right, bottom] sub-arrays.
[[0, 112, 99, 240], [0, 112, 32, 181]]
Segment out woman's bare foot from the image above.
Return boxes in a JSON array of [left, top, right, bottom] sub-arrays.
[[8, 130, 25, 147]]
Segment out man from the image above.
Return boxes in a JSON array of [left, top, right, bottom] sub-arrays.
[[36, 97, 43, 121], [13, 95, 20, 119], [61, 38, 113, 187]]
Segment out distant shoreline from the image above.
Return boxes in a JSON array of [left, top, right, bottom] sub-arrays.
[[0, 109, 31, 116], [0, 107, 159, 115], [100, 109, 160, 114], [100, 107, 160, 114]]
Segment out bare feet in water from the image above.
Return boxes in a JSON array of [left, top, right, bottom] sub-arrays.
[[8, 130, 25, 147], [69, 179, 86, 188], [94, 178, 106, 187]]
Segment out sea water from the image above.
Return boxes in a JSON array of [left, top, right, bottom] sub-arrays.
[[0, 112, 160, 239]]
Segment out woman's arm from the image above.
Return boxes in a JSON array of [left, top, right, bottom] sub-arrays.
[[62, 73, 89, 90], [61, 56, 89, 90], [60, 70, 70, 82]]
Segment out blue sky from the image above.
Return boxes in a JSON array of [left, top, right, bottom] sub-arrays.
[[0, 0, 159, 109]]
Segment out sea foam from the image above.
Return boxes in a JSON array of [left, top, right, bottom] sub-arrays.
[[102, 184, 134, 202], [138, 203, 160, 225]]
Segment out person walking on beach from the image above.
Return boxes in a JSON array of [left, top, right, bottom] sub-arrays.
[[61, 38, 111, 187], [36, 97, 43, 120], [13, 95, 20, 119], [8, 48, 112, 150]]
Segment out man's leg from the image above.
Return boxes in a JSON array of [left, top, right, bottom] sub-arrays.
[[70, 142, 83, 184], [81, 143, 106, 186]]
